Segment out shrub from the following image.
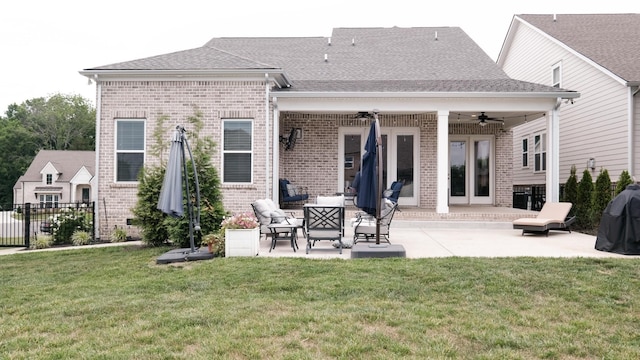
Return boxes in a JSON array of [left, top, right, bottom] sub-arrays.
[[592, 168, 612, 228], [71, 231, 92, 246], [563, 165, 578, 216], [110, 227, 128, 242], [615, 170, 634, 196], [50, 208, 92, 244], [31, 234, 52, 249], [576, 169, 594, 229]]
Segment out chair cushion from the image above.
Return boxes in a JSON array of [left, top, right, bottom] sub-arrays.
[[252, 199, 272, 225], [316, 195, 344, 206], [286, 184, 297, 196]]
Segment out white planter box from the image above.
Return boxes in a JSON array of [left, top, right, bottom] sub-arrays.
[[225, 228, 260, 257]]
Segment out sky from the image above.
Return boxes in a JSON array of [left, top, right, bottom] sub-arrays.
[[1, 0, 638, 112]]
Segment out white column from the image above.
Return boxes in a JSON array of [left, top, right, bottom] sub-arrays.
[[272, 98, 280, 201], [546, 107, 560, 202], [437, 110, 449, 213]]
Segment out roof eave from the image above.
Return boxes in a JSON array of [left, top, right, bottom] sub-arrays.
[[79, 69, 291, 88], [272, 91, 580, 99]]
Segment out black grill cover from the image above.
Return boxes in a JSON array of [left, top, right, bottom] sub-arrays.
[[595, 184, 640, 254]]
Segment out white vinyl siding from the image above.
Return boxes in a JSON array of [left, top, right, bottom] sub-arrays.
[[503, 20, 631, 184]]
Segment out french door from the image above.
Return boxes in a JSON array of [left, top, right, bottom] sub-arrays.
[[449, 136, 494, 205], [339, 127, 419, 206]]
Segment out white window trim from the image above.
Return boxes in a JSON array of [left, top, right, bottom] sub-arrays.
[[222, 119, 254, 184], [522, 137, 529, 168], [534, 132, 547, 172], [114, 119, 146, 183], [551, 61, 562, 88]]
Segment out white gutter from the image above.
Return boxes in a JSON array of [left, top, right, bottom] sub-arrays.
[[265, 74, 270, 198], [93, 77, 101, 240], [271, 91, 580, 99], [629, 86, 640, 177]]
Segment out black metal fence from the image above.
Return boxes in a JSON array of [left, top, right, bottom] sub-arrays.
[[512, 186, 546, 211], [0, 202, 95, 248]]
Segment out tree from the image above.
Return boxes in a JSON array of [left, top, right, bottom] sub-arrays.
[[0, 93, 95, 204], [576, 169, 594, 229], [592, 168, 612, 228], [563, 165, 578, 216], [615, 170, 634, 196], [132, 110, 226, 247], [5, 93, 95, 150]]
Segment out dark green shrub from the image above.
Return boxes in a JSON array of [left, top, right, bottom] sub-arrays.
[[563, 165, 578, 216], [615, 170, 634, 196], [132, 166, 168, 246], [592, 168, 612, 228], [576, 169, 594, 229], [51, 208, 92, 244]]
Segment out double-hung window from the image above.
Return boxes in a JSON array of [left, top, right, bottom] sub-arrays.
[[222, 119, 253, 183], [534, 133, 546, 172], [522, 138, 528, 168], [116, 119, 145, 182], [552, 61, 562, 88], [46, 174, 53, 185]]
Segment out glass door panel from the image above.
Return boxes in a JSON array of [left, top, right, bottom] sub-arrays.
[[474, 140, 490, 197], [449, 140, 467, 204], [343, 134, 362, 192], [396, 134, 414, 197]]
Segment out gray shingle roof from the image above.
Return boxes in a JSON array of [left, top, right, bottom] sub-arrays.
[[518, 14, 640, 82], [20, 150, 95, 182], [85, 26, 573, 94]]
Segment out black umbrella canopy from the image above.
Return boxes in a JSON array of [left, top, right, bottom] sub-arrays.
[[356, 121, 378, 216]]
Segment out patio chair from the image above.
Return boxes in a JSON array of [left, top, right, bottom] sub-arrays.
[[251, 199, 299, 242], [353, 199, 398, 244], [512, 202, 575, 236], [303, 204, 345, 254], [278, 179, 309, 208]]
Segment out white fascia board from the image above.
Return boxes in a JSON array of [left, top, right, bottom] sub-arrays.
[[273, 91, 579, 99]]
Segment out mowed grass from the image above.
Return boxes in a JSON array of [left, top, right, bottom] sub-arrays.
[[1, 246, 640, 359]]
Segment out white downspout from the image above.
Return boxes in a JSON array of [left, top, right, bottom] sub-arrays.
[[629, 86, 639, 178], [93, 78, 102, 240], [264, 74, 270, 199], [436, 110, 449, 213], [272, 98, 280, 201], [546, 98, 562, 203]]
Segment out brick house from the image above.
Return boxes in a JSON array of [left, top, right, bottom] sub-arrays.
[[80, 26, 578, 239]]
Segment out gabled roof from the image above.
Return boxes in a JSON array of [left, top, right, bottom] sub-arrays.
[[82, 27, 574, 96], [515, 14, 640, 83], [19, 150, 95, 183]]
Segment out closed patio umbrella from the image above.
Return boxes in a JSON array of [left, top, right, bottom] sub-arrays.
[[156, 126, 208, 263], [356, 111, 384, 244]]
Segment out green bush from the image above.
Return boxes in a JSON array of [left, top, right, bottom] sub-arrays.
[[593, 168, 612, 228], [50, 208, 92, 244], [615, 170, 634, 196], [110, 227, 128, 242], [132, 110, 226, 248], [71, 231, 92, 246], [31, 234, 52, 249], [563, 165, 578, 216], [576, 169, 594, 229]]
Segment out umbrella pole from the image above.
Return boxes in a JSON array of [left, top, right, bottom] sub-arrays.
[[373, 112, 383, 245], [178, 128, 196, 253]]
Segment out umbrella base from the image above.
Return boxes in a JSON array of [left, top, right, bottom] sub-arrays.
[[350, 243, 406, 258], [156, 247, 214, 264]]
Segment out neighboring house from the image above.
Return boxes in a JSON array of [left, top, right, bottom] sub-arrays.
[[498, 14, 640, 208], [80, 26, 577, 239], [13, 150, 95, 207]]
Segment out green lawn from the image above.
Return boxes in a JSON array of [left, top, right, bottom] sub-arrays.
[[1, 245, 639, 359]]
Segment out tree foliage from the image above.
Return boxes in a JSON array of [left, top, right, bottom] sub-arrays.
[[576, 170, 594, 229], [563, 165, 578, 216], [132, 110, 226, 247], [0, 93, 95, 205], [615, 170, 634, 196], [592, 168, 612, 228]]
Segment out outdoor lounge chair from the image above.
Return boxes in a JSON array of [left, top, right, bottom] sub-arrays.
[[353, 199, 398, 244], [512, 202, 575, 236], [251, 199, 299, 241], [278, 179, 309, 207], [303, 204, 345, 254]]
